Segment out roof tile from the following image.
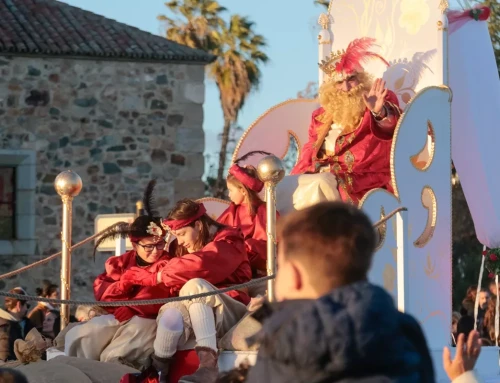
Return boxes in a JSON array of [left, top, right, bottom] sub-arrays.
[[0, 0, 215, 63]]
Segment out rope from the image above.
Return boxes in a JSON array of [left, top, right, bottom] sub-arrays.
[[0, 275, 274, 307], [373, 207, 408, 228], [0, 227, 113, 281]]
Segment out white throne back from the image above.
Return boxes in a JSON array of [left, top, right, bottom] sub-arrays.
[[325, 0, 451, 353]]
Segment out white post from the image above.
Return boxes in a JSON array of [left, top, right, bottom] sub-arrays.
[[396, 210, 409, 312], [115, 236, 126, 256], [318, 13, 333, 85]]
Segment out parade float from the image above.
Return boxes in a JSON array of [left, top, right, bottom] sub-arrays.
[[1, 0, 499, 382]]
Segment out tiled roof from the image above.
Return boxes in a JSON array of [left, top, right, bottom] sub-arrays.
[[0, 0, 215, 63]]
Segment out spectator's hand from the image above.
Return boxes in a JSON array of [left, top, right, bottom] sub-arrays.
[[443, 330, 481, 381], [248, 295, 265, 312]]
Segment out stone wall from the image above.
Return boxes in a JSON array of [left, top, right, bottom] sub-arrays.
[[0, 55, 206, 301]]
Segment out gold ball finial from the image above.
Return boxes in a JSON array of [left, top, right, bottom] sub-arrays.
[[54, 170, 83, 197], [136, 200, 144, 210], [257, 155, 285, 185]]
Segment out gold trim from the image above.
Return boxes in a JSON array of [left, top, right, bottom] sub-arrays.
[[410, 120, 436, 172], [389, 85, 452, 201], [375, 206, 387, 251], [232, 99, 319, 165], [439, 0, 449, 14], [413, 186, 437, 248]]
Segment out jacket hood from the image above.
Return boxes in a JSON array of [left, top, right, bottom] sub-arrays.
[[251, 282, 430, 382]]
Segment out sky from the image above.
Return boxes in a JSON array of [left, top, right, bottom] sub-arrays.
[[60, 0, 323, 174]]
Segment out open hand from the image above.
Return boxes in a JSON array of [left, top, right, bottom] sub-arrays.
[[362, 78, 388, 114], [443, 330, 481, 381]]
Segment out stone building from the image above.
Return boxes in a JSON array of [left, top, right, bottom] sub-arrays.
[[0, 0, 213, 299]]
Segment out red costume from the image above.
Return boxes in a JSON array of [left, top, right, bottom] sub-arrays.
[[291, 37, 402, 204], [94, 250, 174, 320], [291, 92, 401, 204], [158, 227, 252, 305], [218, 202, 278, 277]]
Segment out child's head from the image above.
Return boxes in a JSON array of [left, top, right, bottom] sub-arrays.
[[275, 201, 376, 301], [227, 151, 271, 213], [164, 199, 225, 254], [227, 165, 262, 207]]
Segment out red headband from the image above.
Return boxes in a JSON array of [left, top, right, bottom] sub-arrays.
[[228, 164, 264, 193], [162, 203, 207, 231]]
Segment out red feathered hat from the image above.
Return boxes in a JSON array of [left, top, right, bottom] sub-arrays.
[[319, 37, 389, 82]]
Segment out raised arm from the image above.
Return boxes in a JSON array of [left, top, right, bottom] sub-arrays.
[[370, 90, 402, 140]]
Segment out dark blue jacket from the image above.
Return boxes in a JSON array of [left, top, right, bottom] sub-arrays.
[[245, 282, 435, 383]]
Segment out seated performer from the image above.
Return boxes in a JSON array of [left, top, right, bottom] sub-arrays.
[[64, 180, 173, 368], [218, 150, 279, 282], [129, 199, 251, 383], [277, 37, 401, 213]]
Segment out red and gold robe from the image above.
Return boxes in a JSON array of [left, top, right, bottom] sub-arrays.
[[291, 90, 401, 204], [217, 202, 279, 278], [158, 227, 252, 305], [94, 251, 174, 320]]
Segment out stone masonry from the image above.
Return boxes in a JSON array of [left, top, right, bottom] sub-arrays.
[[0, 55, 206, 301]]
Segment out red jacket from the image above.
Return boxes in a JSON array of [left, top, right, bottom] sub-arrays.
[[218, 202, 279, 277], [291, 91, 401, 204], [159, 227, 252, 305], [94, 251, 174, 319]]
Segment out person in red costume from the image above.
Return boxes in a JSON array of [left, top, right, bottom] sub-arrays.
[[276, 37, 402, 213], [64, 180, 174, 369], [218, 150, 279, 282], [125, 199, 251, 383]]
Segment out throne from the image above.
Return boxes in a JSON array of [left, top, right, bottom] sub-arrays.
[[226, 0, 454, 380], [203, 0, 499, 379]]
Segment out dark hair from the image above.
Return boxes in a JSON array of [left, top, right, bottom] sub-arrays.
[[465, 285, 478, 298], [167, 199, 226, 256], [0, 368, 29, 383], [277, 201, 376, 291], [216, 361, 250, 382], [4, 288, 27, 311], [227, 166, 263, 216], [36, 280, 58, 298]]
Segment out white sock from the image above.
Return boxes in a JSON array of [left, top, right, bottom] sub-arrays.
[[154, 308, 184, 358], [188, 303, 217, 351]]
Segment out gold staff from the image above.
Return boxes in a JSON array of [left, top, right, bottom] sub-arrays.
[[257, 155, 285, 302], [54, 170, 83, 329]]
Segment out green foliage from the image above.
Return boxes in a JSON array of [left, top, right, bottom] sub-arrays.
[[472, 1, 500, 76], [159, 1, 268, 197], [314, 0, 329, 9]]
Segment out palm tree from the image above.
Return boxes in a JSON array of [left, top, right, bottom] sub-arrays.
[[314, 0, 329, 9], [159, 1, 268, 197]]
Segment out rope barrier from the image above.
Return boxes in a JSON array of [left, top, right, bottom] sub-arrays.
[[0, 225, 121, 281], [372, 207, 407, 228], [0, 275, 274, 307]]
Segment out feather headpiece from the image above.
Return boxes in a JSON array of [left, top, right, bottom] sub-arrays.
[[93, 179, 166, 258], [319, 37, 390, 82]]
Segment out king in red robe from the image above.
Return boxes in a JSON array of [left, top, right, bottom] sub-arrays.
[[277, 38, 402, 211]]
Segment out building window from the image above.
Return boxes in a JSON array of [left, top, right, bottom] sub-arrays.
[[0, 167, 15, 240]]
